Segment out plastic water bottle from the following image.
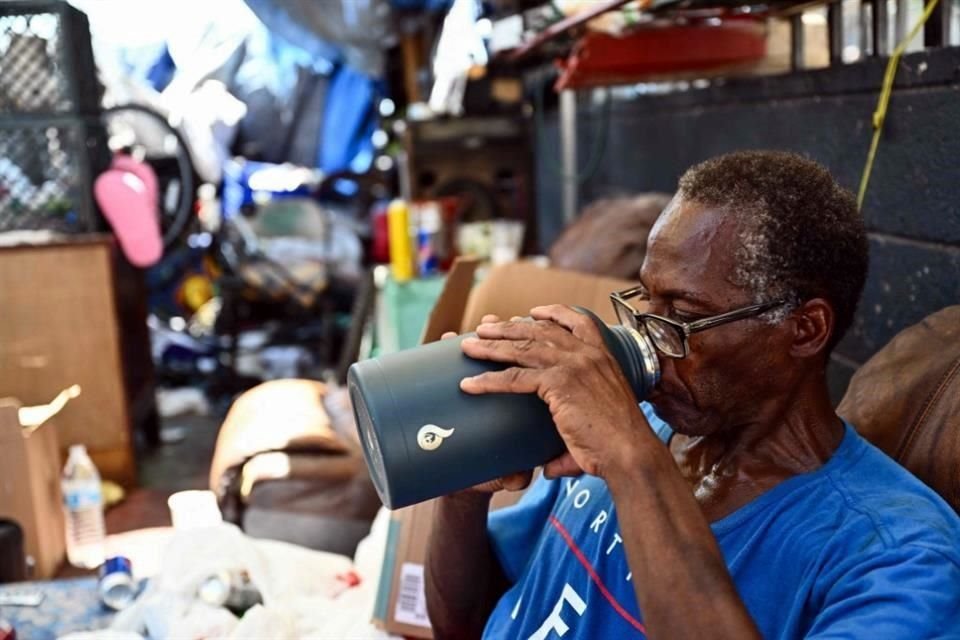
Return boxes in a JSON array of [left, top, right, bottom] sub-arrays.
[[62, 445, 106, 569]]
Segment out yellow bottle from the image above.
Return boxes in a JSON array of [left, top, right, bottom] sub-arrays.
[[388, 199, 415, 282]]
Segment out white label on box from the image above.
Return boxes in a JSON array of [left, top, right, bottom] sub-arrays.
[[394, 562, 431, 628]]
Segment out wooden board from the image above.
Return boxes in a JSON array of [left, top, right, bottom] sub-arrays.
[[0, 238, 136, 485]]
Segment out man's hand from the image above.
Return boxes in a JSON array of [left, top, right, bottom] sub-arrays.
[[458, 305, 763, 640], [459, 304, 652, 481], [442, 315, 534, 495]]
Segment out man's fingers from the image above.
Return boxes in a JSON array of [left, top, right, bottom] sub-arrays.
[[446, 312, 501, 342], [461, 336, 556, 368], [501, 470, 533, 491], [475, 317, 580, 350], [543, 453, 583, 479], [530, 304, 603, 346], [460, 367, 540, 395]]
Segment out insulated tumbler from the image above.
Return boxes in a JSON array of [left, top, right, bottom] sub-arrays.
[[348, 307, 660, 509]]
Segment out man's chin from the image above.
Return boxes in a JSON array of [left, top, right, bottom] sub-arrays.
[[648, 396, 714, 437], [649, 393, 684, 418]]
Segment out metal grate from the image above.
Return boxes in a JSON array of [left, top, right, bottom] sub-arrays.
[[0, 2, 107, 233], [0, 119, 107, 233], [0, 11, 74, 113], [0, 1, 102, 115]]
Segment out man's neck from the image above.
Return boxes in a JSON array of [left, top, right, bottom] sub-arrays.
[[669, 376, 845, 522]]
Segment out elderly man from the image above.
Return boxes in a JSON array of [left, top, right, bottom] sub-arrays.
[[424, 151, 960, 639]]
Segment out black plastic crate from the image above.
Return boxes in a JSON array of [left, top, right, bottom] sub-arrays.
[[0, 116, 109, 233], [0, 1, 102, 116]]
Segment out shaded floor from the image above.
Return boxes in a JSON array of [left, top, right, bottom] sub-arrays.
[[105, 413, 221, 535], [56, 414, 220, 578]]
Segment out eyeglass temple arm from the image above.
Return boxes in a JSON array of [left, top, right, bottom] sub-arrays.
[[613, 286, 647, 300], [685, 301, 783, 334]]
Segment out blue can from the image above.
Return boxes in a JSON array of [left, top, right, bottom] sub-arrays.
[[98, 556, 135, 610]]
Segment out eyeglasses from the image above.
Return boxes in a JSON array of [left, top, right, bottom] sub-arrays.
[[610, 285, 786, 359]]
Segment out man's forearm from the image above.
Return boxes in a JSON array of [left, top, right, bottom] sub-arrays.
[[425, 492, 509, 640], [608, 437, 762, 640]]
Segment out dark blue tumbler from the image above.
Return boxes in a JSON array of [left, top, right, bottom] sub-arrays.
[[348, 308, 660, 509]]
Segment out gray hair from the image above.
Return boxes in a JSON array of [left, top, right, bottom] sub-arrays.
[[677, 150, 868, 349]]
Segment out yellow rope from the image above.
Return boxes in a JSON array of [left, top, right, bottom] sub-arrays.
[[857, 0, 941, 210]]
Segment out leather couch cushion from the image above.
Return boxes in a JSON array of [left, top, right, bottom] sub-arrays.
[[549, 194, 672, 279], [838, 306, 960, 513]]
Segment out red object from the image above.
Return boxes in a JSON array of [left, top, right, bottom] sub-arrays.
[[555, 18, 768, 90], [436, 196, 461, 271], [0, 619, 15, 640], [371, 201, 391, 264], [336, 570, 362, 588]]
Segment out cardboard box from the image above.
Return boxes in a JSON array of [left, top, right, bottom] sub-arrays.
[[374, 260, 634, 638], [0, 239, 142, 486], [0, 387, 78, 578]]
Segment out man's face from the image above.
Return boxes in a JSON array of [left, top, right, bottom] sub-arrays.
[[639, 198, 794, 436]]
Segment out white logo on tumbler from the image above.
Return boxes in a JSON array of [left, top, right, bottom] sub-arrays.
[[417, 424, 455, 451]]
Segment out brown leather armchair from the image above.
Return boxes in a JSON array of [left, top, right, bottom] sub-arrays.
[[209, 379, 381, 556], [838, 305, 960, 513]]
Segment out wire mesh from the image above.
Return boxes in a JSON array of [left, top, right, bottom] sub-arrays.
[[0, 2, 106, 233], [0, 10, 75, 113], [0, 119, 105, 233]]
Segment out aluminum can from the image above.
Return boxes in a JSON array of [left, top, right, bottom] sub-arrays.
[[198, 569, 262, 612], [98, 556, 135, 610]]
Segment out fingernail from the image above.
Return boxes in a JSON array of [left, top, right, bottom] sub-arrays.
[[462, 337, 478, 346]]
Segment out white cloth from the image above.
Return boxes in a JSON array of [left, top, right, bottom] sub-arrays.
[[99, 514, 397, 639]]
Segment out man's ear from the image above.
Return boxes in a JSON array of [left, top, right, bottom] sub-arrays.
[[789, 298, 834, 359]]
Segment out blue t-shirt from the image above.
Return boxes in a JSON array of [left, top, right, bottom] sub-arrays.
[[484, 406, 960, 639]]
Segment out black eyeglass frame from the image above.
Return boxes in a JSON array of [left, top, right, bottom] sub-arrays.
[[610, 285, 786, 358]]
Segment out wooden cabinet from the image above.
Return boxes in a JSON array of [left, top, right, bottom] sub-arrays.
[[0, 236, 155, 486]]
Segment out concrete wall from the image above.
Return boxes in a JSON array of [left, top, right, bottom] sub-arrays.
[[536, 47, 960, 401]]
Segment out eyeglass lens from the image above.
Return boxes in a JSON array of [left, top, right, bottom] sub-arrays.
[[642, 317, 685, 358], [614, 301, 636, 328]]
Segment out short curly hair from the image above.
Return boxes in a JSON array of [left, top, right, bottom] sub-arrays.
[[678, 150, 868, 352]]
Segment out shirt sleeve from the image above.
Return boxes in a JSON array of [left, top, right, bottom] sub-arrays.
[[486, 474, 561, 583], [641, 401, 673, 443], [806, 544, 960, 639]]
